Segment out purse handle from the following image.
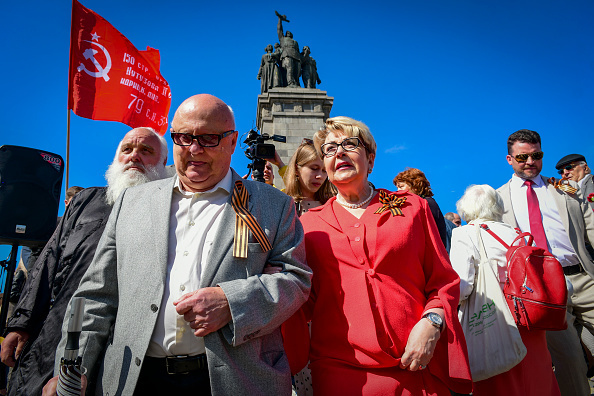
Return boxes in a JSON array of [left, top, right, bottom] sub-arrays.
[[479, 224, 533, 249]]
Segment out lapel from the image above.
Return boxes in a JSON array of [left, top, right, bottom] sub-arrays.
[[542, 175, 571, 231], [500, 179, 518, 228], [200, 170, 246, 288], [314, 197, 343, 233], [149, 177, 176, 283]]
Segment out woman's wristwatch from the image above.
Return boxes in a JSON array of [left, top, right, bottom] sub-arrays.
[[422, 312, 444, 332]]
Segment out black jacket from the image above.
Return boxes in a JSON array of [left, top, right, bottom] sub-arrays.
[[6, 187, 112, 396]]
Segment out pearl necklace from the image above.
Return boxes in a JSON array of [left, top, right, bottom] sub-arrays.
[[336, 188, 375, 209]]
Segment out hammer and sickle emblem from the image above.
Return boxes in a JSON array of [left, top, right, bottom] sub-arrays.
[[77, 40, 112, 82]]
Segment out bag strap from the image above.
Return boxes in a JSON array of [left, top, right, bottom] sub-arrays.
[[511, 232, 534, 247], [475, 224, 489, 263], [479, 224, 534, 249], [479, 224, 510, 249]]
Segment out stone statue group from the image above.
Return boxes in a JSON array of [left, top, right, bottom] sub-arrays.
[[257, 11, 322, 94]]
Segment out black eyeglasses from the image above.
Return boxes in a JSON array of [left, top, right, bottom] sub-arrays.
[[557, 162, 582, 174], [170, 130, 235, 147], [320, 137, 366, 157], [513, 151, 544, 163]]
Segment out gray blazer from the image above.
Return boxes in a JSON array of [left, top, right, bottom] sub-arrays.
[[497, 175, 594, 278], [56, 170, 312, 396], [581, 174, 594, 211]]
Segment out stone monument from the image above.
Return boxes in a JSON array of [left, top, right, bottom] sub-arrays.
[[256, 11, 333, 188]]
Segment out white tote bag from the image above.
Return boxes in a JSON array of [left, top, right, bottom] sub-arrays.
[[458, 225, 527, 381]]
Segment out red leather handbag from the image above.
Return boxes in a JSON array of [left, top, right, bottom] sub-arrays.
[[481, 224, 568, 331]]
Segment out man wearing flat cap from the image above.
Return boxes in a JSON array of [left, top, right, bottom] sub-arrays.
[[556, 154, 593, 211]]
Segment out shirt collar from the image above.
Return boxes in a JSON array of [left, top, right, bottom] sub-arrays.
[[173, 169, 233, 197], [511, 173, 544, 187]]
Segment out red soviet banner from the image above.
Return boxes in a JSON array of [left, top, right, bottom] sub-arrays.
[[68, 0, 171, 134]]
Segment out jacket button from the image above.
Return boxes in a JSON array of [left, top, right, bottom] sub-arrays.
[[151, 304, 158, 313], [135, 357, 141, 366], [367, 269, 376, 276]]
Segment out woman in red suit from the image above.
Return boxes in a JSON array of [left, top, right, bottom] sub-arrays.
[[283, 116, 472, 395]]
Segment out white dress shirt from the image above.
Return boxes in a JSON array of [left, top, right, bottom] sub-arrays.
[[509, 174, 580, 267], [146, 169, 233, 357]]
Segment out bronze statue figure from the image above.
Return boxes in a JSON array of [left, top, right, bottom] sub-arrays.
[[300, 46, 321, 89], [257, 12, 321, 92], [257, 44, 282, 93], [276, 11, 301, 87]]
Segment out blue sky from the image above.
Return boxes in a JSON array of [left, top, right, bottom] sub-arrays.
[[1, 0, 593, 261]]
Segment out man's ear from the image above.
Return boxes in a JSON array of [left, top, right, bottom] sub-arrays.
[[506, 155, 513, 166]]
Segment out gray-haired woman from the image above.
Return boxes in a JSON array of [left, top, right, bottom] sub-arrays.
[[450, 184, 560, 396]]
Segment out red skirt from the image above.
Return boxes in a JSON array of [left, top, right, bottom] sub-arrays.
[[473, 328, 560, 396], [310, 358, 451, 396]]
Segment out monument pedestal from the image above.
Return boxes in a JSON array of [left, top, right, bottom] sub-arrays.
[[257, 87, 333, 189]]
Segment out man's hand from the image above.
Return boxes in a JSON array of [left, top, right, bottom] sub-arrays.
[[42, 374, 87, 396], [399, 311, 443, 371], [1, 330, 29, 367], [174, 287, 232, 337]]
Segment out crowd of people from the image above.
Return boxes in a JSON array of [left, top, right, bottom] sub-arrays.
[[0, 93, 593, 396]]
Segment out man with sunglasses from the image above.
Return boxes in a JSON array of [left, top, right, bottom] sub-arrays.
[[498, 129, 594, 396], [45, 94, 311, 396], [556, 154, 594, 211]]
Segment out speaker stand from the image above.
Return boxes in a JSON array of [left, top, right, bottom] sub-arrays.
[[0, 244, 18, 335]]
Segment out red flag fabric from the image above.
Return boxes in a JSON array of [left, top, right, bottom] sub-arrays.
[[68, 0, 171, 134]]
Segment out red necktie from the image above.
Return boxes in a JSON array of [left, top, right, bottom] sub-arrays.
[[524, 179, 548, 250]]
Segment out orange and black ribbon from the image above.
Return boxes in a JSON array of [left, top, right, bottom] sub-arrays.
[[375, 190, 407, 217], [548, 177, 578, 195], [231, 180, 272, 258]]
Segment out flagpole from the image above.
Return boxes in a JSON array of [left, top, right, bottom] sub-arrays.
[[66, 110, 71, 191]]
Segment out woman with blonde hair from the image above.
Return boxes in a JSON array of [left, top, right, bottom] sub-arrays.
[[283, 116, 472, 395], [282, 139, 335, 216]]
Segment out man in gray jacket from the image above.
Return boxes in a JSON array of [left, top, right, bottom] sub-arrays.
[[556, 154, 594, 211], [45, 94, 311, 396], [498, 130, 594, 396]]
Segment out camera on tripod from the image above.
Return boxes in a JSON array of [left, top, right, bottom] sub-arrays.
[[243, 128, 286, 183]]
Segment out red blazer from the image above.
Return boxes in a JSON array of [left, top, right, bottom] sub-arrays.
[[283, 190, 472, 393]]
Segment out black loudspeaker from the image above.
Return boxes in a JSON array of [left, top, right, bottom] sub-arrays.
[[0, 145, 64, 246]]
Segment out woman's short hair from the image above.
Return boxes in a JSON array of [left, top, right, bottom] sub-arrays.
[[314, 116, 377, 158], [456, 184, 504, 223], [283, 141, 335, 203], [393, 168, 433, 197]]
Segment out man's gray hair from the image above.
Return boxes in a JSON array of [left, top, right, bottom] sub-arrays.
[[456, 184, 504, 223], [444, 212, 457, 222], [113, 127, 168, 164]]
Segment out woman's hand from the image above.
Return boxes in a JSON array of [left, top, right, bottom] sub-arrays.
[[399, 314, 442, 371]]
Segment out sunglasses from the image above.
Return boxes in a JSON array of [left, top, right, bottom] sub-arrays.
[[513, 151, 544, 163], [557, 163, 582, 174]]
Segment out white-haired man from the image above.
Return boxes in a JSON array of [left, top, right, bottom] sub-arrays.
[[1, 127, 168, 396]]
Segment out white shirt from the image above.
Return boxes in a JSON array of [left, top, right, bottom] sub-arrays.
[[509, 174, 580, 267], [146, 169, 233, 357]]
